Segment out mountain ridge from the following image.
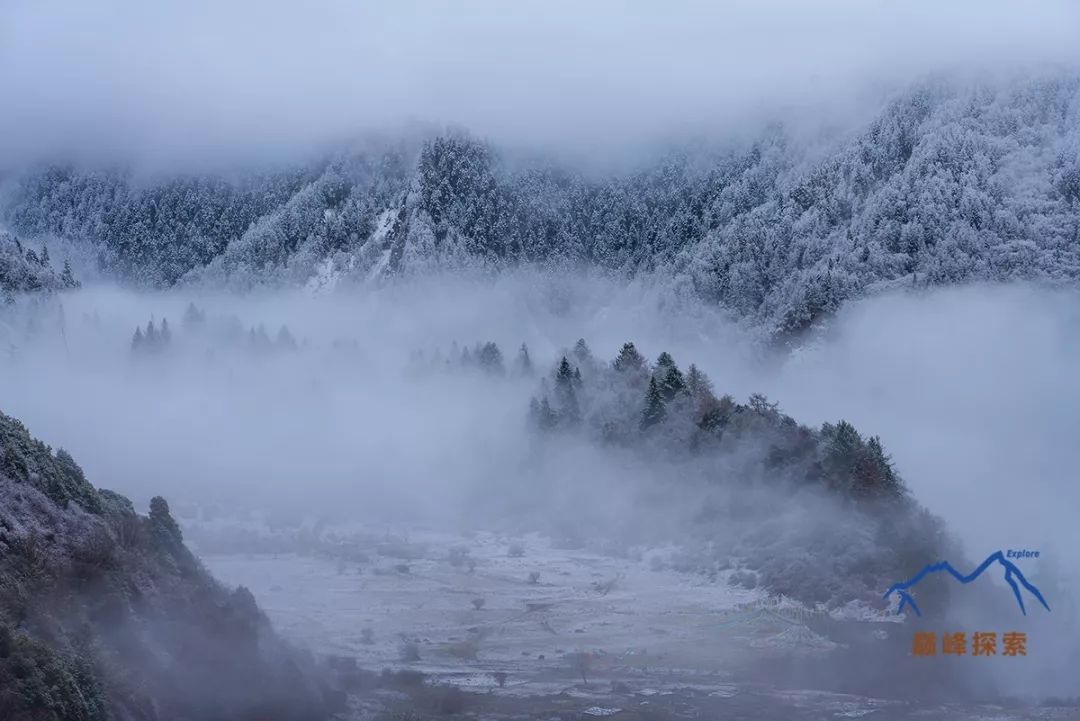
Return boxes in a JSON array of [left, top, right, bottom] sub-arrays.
[[4, 72, 1080, 334]]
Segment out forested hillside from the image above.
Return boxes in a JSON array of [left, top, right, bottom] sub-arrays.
[[0, 411, 340, 721], [6, 73, 1080, 333], [410, 335, 954, 609]]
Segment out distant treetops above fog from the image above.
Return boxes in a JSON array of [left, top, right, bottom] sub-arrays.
[[427, 337, 905, 504], [6, 74, 1080, 334], [128, 302, 299, 358]]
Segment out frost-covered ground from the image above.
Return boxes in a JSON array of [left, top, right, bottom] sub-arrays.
[[204, 529, 772, 681], [199, 525, 1077, 720]]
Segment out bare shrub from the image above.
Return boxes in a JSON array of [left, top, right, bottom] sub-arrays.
[[12, 530, 48, 576], [71, 524, 118, 580], [570, 651, 593, 685], [592, 573, 623, 595]]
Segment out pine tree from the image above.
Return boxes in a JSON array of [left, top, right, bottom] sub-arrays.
[[40, 244, 50, 267], [183, 302, 206, 330], [685, 364, 715, 401], [60, 260, 78, 288], [277, 325, 297, 350], [572, 338, 592, 364], [131, 326, 144, 352], [145, 320, 159, 350], [477, 341, 504, 375], [654, 352, 686, 401], [613, 342, 645, 373], [553, 356, 581, 424], [160, 318, 172, 346], [513, 343, 533, 376], [529, 396, 558, 431], [251, 324, 272, 353], [640, 377, 667, 429], [554, 356, 576, 387], [867, 436, 903, 497], [538, 396, 558, 430]]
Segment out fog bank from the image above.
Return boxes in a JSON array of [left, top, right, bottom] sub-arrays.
[[0, 276, 1076, 569]]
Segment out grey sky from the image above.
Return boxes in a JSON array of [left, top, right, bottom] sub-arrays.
[[2, 0, 1079, 166]]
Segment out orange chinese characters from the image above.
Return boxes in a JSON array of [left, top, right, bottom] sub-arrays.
[[942, 632, 966, 656], [972, 631, 997, 656], [1002, 632, 1027, 657], [912, 631, 936, 656]]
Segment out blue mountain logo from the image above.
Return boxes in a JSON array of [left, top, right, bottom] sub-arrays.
[[884, 551, 1051, 617]]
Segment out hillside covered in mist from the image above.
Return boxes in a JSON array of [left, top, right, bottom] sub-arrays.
[[0, 411, 340, 721], [5, 73, 1080, 334]]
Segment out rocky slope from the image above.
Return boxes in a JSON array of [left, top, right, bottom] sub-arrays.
[[0, 411, 341, 721]]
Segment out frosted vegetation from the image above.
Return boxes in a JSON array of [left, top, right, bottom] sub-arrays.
[[5, 73, 1080, 336]]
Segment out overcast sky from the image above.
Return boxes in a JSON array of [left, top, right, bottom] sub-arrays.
[[2, 0, 1079, 166]]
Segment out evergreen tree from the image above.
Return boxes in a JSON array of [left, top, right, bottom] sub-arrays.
[[277, 324, 298, 350], [148, 496, 184, 551], [514, 343, 533, 376], [640, 376, 667, 429], [572, 338, 592, 365], [529, 396, 558, 431], [685, 364, 715, 402], [250, 324, 272, 353], [60, 260, 79, 288], [654, 352, 686, 400], [613, 342, 645, 373], [160, 318, 172, 346], [553, 356, 581, 424], [131, 326, 144, 352], [145, 320, 159, 350], [866, 436, 903, 497], [821, 420, 864, 492], [538, 396, 558, 430], [476, 341, 504, 375], [40, 244, 50, 267], [182, 302, 206, 330], [554, 356, 576, 387]]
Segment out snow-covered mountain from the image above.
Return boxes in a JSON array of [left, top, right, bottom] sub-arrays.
[[5, 72, 1080, 334]]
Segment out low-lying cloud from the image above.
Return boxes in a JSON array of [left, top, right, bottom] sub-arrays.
[[1, 275, 1076, 564]]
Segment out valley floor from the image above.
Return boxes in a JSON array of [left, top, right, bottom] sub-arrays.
[[199, 526, 1076, 721]]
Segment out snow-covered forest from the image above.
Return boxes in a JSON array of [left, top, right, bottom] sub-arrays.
[[5, 73, 1080, 335]]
